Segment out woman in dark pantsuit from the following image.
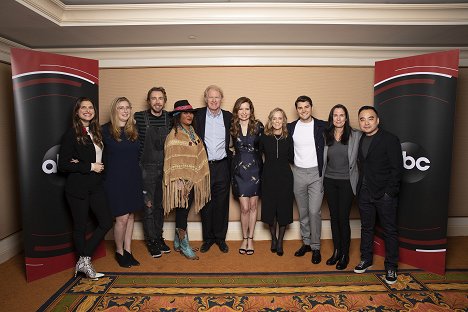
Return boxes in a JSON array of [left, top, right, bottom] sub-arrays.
[[59, 97, 113, 280]]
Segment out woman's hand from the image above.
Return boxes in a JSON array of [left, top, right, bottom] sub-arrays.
[[91, 162, 104, 173], [70, 158, 79, 163]]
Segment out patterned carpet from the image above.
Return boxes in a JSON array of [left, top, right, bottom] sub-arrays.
[[39, 270, 468, 311]]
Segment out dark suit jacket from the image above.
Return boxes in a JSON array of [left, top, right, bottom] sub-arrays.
[[357, 128, 403, 199], [287, 117, 327, 176], [59, 127, 103, 198], [194, 107, 233, 161]]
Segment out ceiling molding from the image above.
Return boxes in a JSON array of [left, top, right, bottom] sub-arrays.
[[41, 45, 468, 67], [16, 1, 468, 26], [0, 37, 29, 63], [2, 36, 466, 67]]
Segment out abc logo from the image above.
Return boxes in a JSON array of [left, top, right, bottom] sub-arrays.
[[401, 142, 430, 183], [42, 145, 65, 186]]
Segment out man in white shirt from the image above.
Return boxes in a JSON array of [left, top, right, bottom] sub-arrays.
[[287, 95, 326, 264]]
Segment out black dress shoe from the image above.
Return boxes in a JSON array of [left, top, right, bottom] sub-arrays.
[[311, 249, 321, 264], [217, 240, 229, 253], [294, 244, 312, 257], [115, 252, 131, 268], [336, 254, 349, 270], [200, 241, 214, 253], [326, 249, 341, 266]]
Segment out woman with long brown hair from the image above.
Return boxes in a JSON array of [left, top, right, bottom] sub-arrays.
[[59, 97, 112, 280], [322, 104, 361, 270], [102, 97, 143, 268], [230, 97, 263, 255]]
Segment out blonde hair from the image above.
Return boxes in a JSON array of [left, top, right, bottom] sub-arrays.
[[264, 107, 288, 137], [110, 97, 138, 142]]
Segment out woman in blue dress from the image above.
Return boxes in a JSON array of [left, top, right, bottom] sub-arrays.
[[230, 97, 263, 255], [103, 97, 143, 268]]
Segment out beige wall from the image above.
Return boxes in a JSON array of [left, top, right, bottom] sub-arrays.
[[0, 62, 21, 240], [99, 66, 468, 221]]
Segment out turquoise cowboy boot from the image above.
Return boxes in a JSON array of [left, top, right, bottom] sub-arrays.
[[176, 228, 199, 260]]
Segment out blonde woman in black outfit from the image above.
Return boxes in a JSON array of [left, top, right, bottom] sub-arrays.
[[259, 108, 294, 256], [59, 97, 112, 280]]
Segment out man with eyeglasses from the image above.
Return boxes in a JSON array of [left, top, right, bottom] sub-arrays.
[[135, 87, 172, 258], [194, 85, 233, 253]]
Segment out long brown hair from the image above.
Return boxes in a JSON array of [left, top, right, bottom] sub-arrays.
[[264, 107, 289, 137], [109, 97, 138, 142], [72, 97, 103, 148], [230, 97, 259, 138]]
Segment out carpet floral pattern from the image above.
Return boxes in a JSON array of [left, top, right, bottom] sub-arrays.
[[39, 270, 468, 311]]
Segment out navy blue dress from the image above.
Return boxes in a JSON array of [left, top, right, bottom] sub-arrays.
[[102, 123, 143, 217], [232, 122, 263, 197]]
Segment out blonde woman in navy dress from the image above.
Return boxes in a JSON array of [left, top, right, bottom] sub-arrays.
[[103, 97, 143, 268], [230, 97, 263, 255]]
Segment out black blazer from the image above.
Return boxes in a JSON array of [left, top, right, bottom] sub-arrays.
[[287, 117, 327, 177], [357, 128, 403, 199], [194, 107, 233, 161], [59, 128, 103, 199]]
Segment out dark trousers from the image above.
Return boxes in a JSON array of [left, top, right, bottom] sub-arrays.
[[358, 185, 399, 270], [324, 177, 354, 255], [142, 164, 164, 242], [201, 159, 230, 242], [66, 187, 113, 257], [175, 191, 194, 230]]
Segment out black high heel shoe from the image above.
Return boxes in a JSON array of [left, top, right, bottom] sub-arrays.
[[276, 242, 284, 256], [239, 237, 247, 255], [270, 238, 277, 253], [246, 237, 254, 255]]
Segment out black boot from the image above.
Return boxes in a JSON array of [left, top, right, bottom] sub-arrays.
[[336, 254, 349, 270], [115, 252, 131, 268], [326, 249, 341, 266]]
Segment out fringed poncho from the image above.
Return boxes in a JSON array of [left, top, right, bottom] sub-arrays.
[[163, 126, 210, 214]]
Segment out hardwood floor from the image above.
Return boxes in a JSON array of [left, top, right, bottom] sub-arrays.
[[1, 237, 467, 311]]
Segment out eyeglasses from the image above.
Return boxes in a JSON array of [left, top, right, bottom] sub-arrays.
[[117, 106, 131, 111]]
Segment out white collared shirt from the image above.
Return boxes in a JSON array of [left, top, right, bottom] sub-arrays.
[[204, 109, 226, 161]]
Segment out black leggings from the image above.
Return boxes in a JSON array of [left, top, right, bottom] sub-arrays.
[[66, 187, 113, 257], [175, 190, 194, 230], [324, 177, 354, 255]]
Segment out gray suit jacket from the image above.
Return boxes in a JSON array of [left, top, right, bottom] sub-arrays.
[[322, 128, 362, 194]]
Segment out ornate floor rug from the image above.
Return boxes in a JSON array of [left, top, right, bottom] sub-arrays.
[[39, 269, 468, 311]]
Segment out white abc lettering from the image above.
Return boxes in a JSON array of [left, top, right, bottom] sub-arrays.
[[403, 151, 430, 171], [416, 157, 430, 171], [42, 159, 57, 174], [42, 154, 59, 174]]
